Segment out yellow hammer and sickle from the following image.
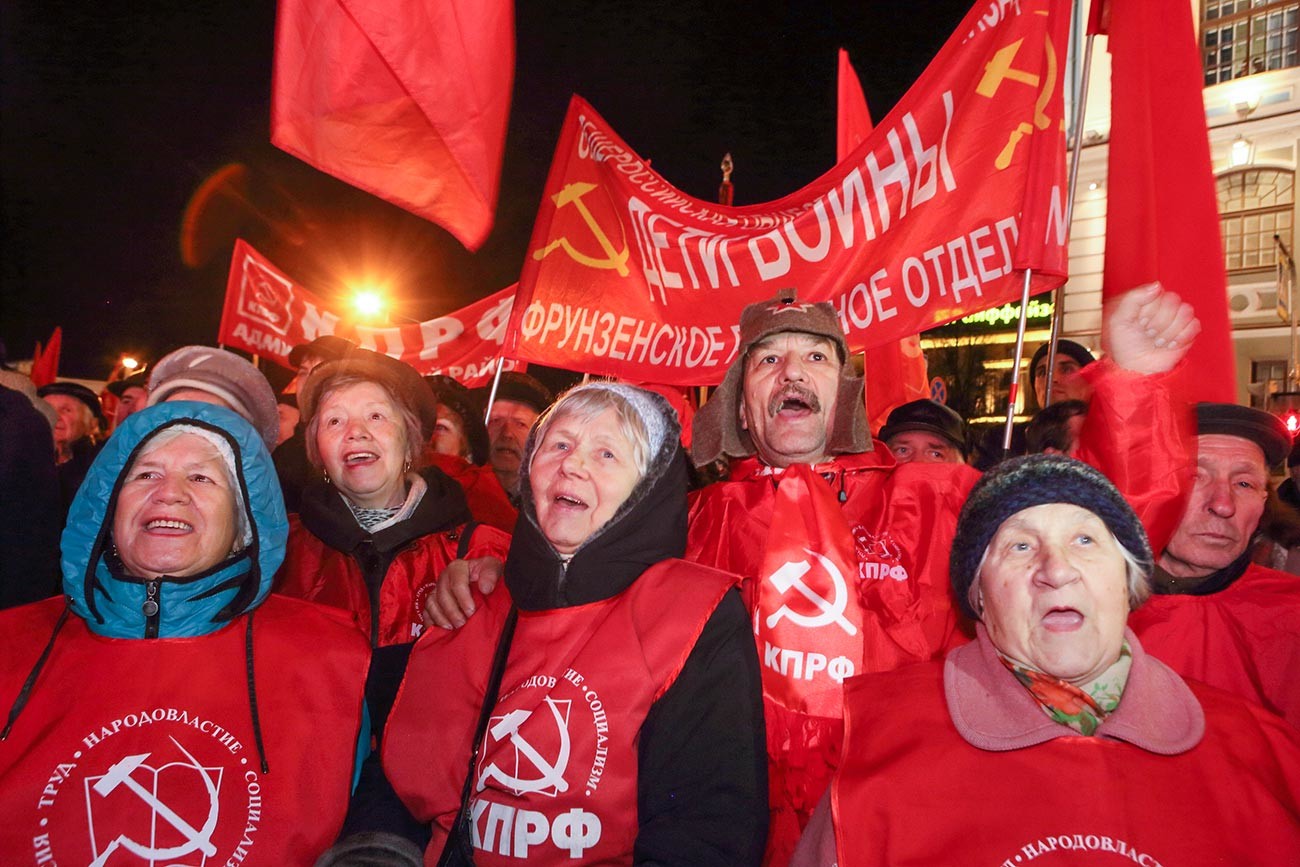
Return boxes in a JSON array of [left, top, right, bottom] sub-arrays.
[[532, 182, 631, 276], [977, 28, 1059, 170]]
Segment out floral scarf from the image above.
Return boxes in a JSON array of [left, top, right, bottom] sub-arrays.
[[998, 643, 1132, 736]]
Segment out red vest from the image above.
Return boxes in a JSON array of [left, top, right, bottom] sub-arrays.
[[0, 595, 370, 867], [424, 451, 519, 533], [832, 662, 1300, 866], [384, 559, 736, 866], [1129, 562, 1300, 728], [278, 521, 511, 646]]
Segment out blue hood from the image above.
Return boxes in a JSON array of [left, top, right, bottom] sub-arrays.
[[61, 401, 288, 638]]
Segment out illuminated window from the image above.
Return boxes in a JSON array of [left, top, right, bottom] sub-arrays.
[[1204, 1, 1300, 85], [1251, 359, 1289, 408], [1218, 168, 1294, 272]]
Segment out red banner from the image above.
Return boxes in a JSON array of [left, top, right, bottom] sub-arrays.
[[218, 239, 521, 386], [506, 0, 1070, 386]]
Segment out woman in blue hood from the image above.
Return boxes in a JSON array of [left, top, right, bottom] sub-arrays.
[[0, 401, 370, 865]]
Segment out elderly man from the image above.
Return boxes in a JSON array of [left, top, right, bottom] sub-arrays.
[[482, 372, 553, 503], [1129, 403, 1300, 727], [876, 399, 967, 464], [427, 283, 1199, 866], [686, 285, 1196, 865]]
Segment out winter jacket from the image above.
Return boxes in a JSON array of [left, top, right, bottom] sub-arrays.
[[0, 401, 370, 865], [386, 387, 767, 865], [791, 626, 1300, 865]]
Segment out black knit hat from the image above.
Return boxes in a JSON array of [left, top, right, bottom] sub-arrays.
[[949, 454, 1152, 621], [878, 399, 966, 455], [1030, 339, 1095, 380]]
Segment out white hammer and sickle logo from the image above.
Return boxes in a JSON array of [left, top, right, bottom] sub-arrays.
[[87, 736, 220, 867], [477, 697, 572, 797], [765, 548, 857, 635]]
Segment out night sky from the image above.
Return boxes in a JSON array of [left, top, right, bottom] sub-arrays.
[[1, 0, 971, 380]]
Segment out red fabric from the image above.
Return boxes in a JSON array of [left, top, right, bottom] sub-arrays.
[[628, 382, 696, 449], [830, 658, 1300, 866], [383, 559, 736, 864], [277, 520, 511, 647], [220, 239, 524, 383], [506, 1, 1071, 385], [271, 0, 513, 250], [423, 452, 518, 532], [1129, 562, 1300, 728], [0, 596, 370, 866], [28, 326, 61, 387], [836, 49, 873, 161], [1103, 0, 1236, 403]]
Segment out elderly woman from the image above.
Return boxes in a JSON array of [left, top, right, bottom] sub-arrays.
[[793, 455, 1300, 866], [423, 374, 517, 533], [382, 383, 767, 865], [0, 401, 369, 864]]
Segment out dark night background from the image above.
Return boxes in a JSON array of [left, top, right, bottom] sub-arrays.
[[1, 1, 971, 381]]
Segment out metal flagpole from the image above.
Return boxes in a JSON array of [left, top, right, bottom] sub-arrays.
[[1044, 8, 1099, 407], [1003, 268, 1037, 453], [483, 355, 507, 424]]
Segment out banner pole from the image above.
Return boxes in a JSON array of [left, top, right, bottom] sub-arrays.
[[1003, 268, 1036, 456], [483, 355, 507, 424], [1044, 22, 1099, 406]]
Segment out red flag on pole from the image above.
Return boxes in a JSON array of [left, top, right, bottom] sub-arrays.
[[1102, 0, 1236, 402], [838, 49, 930, 429], [271, 0, 514, 251], [29, 327, 61, 387]]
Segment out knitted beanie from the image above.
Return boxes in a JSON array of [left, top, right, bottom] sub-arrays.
[[949, 454, 1152, 621], [147, 346, 280, 451], [690, 289, 869, 466]]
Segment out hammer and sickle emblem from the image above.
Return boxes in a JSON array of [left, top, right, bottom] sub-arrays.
[[532, 182, 631, 276], [477, 697, 573, 796], [976, 27, 1058, 170], [88, 736, 221, 867], [765, 548, 858, 636]]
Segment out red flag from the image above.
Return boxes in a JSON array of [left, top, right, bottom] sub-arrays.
[[838, 49, 930, 426], [837, 48, 874, 158], [29, 327, 61, 387], [1103, 0, 1235, 402], [272, 0, 514, 251], [509, 0, 1071, 385]]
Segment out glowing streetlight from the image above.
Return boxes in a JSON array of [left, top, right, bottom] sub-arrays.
[[352, 288, 386, 320], [120, 356, 140, 371]]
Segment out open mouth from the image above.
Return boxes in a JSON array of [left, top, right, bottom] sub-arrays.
[[553, 493, 587, 510], [145, 518, 192, 533], [344, 451, 379, 466], [770, 387, 821, 417], [1041, 607, 1084, 631]]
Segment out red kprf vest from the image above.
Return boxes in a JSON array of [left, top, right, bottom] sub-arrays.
[[0, 595, 370, 867], [832, 661, 1300, 866], [384, 559, 736, 866]]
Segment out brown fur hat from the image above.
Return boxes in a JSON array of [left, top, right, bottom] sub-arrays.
[[690, 289, 869, 466]]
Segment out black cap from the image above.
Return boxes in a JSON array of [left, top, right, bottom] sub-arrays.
[[1196, 402, 1292, 467], [1030, 339, 1095, 379], [37, 381, 108, 429], [425, 374, 490, 465], [878, 399, 966, 455], [477, 372, 553, 415], [106, 370, 149, 398], [288, 334, 355, 368]]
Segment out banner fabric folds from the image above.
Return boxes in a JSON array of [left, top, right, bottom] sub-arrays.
[[272, 0, 514, 251], [507, 0, 1071, 385], [218, 240, 522, 386]]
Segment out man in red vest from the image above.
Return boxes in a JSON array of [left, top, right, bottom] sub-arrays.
[[1129, 402, 1300, 727]]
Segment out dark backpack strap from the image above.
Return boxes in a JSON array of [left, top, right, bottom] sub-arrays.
[[438, 603, 517, 865], [455, 520, 479, 561]]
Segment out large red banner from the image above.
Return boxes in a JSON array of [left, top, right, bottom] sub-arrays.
[[506, 0, 1071, 385], [218, 239, 521, 386]]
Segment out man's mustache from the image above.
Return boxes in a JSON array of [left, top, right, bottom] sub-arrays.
[[767, 385, 822, 417]]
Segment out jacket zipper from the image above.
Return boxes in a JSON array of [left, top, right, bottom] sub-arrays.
[[142, 579, 161, 639]]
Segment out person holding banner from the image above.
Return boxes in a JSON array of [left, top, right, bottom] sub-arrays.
[[274, 349, 511, 840]]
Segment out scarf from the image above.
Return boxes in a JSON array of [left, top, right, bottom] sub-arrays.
[[998, 642, 1132, 736]]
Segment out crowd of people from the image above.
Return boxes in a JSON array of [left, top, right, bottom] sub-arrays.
[[1, 281, 1298, 865]]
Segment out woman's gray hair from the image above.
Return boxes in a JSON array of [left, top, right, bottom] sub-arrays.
[[528, 383, 665, 480], [130, 424, 251, 551], [967, 526, 1153, 620], [303, 373, 424, 472]]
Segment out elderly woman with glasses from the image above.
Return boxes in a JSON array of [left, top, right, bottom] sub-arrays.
[[793, 455, 1300, 866]]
